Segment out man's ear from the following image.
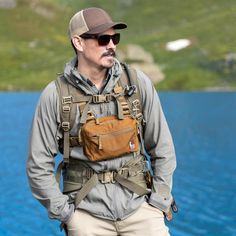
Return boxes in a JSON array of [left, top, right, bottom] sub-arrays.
[[71, 36, 83, 52]]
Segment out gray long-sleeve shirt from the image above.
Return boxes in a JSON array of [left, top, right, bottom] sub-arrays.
[[27, 58, 176, 222]]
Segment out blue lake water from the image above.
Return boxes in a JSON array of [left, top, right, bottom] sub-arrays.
[[0, 91, 235, 236]]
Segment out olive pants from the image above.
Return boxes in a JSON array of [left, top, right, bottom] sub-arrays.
[[67, 201, 170, 236]]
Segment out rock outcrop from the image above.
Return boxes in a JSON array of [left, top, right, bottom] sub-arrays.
[[117, 44, 165, 84], [0, 0, 16, 9]]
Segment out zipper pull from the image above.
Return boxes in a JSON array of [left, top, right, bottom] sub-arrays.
[[98, 135, 102, 150]]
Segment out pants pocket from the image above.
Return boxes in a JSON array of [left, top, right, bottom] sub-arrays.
[[142, 201, 164, 217], [67, 210, 80, 231]]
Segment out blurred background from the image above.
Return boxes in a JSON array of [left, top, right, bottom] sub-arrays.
[[0, 0, 236, 236], [0, 0, 236, 91]]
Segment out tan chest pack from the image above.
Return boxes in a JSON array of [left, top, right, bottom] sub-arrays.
[[55, 63, 144, 164]]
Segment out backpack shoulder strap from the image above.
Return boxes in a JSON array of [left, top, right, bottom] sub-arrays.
[[55, 75, 94, 162], [55, 75, 92, 184], [120, 63, 143, 120], [55, 75, 87, 163], [120, 63, 153, 176], [55, 75, 72, 164]]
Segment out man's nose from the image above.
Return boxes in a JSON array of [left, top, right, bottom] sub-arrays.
[[106, 39, 116, 49]]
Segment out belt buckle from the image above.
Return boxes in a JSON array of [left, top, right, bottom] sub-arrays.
[[101, 171, 116, 184]]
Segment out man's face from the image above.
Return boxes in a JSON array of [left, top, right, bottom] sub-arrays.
[[80, 28, 118, 69]]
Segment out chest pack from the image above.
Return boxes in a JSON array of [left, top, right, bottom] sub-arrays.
[[56, 63, 144, 164]]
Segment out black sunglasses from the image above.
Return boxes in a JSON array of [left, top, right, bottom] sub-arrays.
[[80, 33, 120, 46]]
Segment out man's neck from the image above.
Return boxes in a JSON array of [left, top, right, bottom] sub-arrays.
[[77, 59, 108, 90]]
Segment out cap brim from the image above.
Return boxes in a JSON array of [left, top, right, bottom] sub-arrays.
[[86, 22, 127, 35]]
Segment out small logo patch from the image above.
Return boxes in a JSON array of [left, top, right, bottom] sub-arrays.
[[129, 138, 136, 151]]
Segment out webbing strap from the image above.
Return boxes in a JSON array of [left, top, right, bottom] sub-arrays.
[[116, 98, 124, 119], [74, 174, 98, 207], [119, 64, 143, 119], [61, 96, 71, 164], [72, 171, 149, 207], [92, 94, 112, 103], [79, 97, 92, 124], [137, 121, 154, 176], [120, 64, 151, 174], [72, 96, 91, 103], [55, 76, 72, 164], [115, 174, 150, 195], [114, 86, 128, 120], [72, 170, 149, 207], [56, 162, 98, 206], [63, 132, 70, 163]]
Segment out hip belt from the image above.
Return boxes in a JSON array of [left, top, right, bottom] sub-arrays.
[[56, 156, 150, 208]]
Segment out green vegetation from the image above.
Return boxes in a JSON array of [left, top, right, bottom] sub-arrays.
[[1, 0, 236, 91]]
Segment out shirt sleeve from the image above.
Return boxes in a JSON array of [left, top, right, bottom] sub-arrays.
[[136, 70, 177, 213], [26, 81, 74, 222]]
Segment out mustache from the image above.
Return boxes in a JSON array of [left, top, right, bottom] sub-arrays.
[[102, 49, 116, 57]]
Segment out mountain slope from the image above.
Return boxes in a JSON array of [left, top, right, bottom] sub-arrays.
[[0, 0, 235, 90]]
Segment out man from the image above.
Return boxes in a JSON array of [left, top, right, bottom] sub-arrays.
[[27, 7, 177, 236]]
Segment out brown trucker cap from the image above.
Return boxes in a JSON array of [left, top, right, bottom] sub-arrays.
[[69, 7, 127, 38]]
